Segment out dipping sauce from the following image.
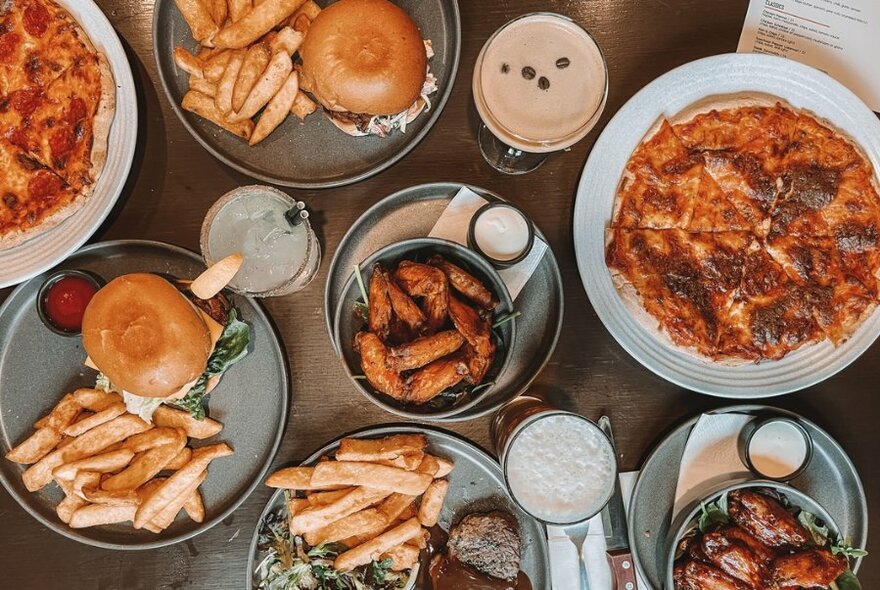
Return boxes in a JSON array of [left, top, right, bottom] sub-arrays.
[[473, 204, 531, 262], [41, 275, 99, 333], [505, 413, 616, 523], [747, 419, 811, 479], [430, 555, 532, 590]]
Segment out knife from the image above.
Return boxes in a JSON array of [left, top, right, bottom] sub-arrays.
[[598, 416, 639, 590]]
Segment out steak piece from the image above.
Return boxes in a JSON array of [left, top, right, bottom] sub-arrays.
[[447, 511, 521, 581]]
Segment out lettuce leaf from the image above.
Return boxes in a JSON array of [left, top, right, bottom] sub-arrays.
[[170, 308, 250, 420]]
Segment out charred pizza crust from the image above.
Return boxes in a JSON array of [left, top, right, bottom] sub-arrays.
[[607, 95, 880, 362], [0, 0, 115, 250]]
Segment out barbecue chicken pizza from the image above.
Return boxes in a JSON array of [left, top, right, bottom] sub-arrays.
[[0, 0, 115, 249], [606, 96, 880, 362]]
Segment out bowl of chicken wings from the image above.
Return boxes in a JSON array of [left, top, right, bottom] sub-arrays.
[[333, 237, 517, 420], [668, 481, 865, 590]]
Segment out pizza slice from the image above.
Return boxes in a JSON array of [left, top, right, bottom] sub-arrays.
[[699, 150, 777, 234], [0, 137, 82, 247], [717, 243, 824, 359], [0, 0, 96, 96], [606, 228, 751, 355], [687, 167, 751, 232], [765, 233, 876, 344], [612, 120, 702, 229], [1, 52, 108, 190]]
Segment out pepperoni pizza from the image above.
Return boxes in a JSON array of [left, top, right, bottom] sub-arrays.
[[0, 0, 115, 249], [606, 97, 880, 362]]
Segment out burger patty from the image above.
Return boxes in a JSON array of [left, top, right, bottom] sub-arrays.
[[447, 511, 521, 581]]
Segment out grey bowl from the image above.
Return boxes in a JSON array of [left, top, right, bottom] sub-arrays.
[[333, 237, 516, 421], [665, 480, 841, 590]]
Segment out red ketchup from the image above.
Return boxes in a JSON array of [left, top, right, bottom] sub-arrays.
[[42, 276, 98, 332]]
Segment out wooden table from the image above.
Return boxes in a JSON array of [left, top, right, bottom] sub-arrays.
[[1, 0, 877, 587]]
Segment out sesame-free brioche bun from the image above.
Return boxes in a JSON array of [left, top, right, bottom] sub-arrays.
[[82, 273, 212, 398], [299, 0, 427, 115]]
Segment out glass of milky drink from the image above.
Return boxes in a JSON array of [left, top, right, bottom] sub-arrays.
[[473, 13, 608, 174], [200, 186, 321, 297], [493, 395, 618, 525]]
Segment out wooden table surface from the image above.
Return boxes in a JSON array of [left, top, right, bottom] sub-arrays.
[[1, 0, 877, 587]]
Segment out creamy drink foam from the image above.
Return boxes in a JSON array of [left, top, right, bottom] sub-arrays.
[[474, 13, 607, 153], [505, 413, 616, 523]]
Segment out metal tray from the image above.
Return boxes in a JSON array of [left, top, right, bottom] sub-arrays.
[[152, 0, 461, 188], [628, 405, 868, 588], [323, 182, 564, 421], [0, 240, 290, 549], [246, 424, 550, 589]]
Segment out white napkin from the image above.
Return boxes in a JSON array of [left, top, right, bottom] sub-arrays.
[[581, 471, 651, 589], [428, 186, 547, 299], [673, 413, 753, 516]]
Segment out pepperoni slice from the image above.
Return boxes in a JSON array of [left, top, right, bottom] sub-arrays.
[[67, 97, 87, 125], [0, 31, 21, 63], [50, 126, 75, 162], [23, 2, 50, 37], [11, 88, 42, 117], [28, 170, 64, 202], [6, 128, 30, 150]]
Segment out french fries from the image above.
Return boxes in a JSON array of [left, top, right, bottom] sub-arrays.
[[228, 50, 292, 122], [417, 479, 448, 527], [250, 71, 299, 145], [5, 389, 235, 534], [212, 0, 307, 49], [183, 90, 255, 140], [310, 461, 433, 496], [173, 0, 218, 43], [233, 44, 271, 112], [171, 0, 320, 145], [334, 518, 423, 571], [265, 435, 454, 578], [153, 405, 223, 440]]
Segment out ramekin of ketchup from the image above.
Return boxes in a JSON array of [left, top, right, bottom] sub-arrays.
[[36, 270, 104, 336]]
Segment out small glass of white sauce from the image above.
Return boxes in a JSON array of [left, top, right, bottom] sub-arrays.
[[739, 416, 813, 481], [467, 202, 535, 268]]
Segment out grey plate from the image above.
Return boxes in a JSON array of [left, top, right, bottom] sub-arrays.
[[629, 405, 868, 589], [333, 237, 516, 420], [152, 0, 461, 188], [0, 240, 290, 549], [324, 183, 564, 422], [246, 424, 551, 589]]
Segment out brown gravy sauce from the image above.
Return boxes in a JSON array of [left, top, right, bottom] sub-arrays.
[[423, 525, 532, 590]]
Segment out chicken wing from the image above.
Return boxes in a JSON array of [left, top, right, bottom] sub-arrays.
[[448, 296, 496, 383], [406, 357, 468, 404], [368, 264, 392, 340], [382, 268, 426, 334], [394, 261, 449, 332], [673, 560, 753, 590], [771, 548, 848, 588], [388, 330, 466, 372], [355, 331, 406, 400], [702, 528, 769, 588], [428, 255, 498, 310], [720, 525, 778, 565], [728, 490, 811, 550]]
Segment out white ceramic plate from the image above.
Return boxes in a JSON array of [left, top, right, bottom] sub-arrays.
[[573, 53, 880, 398], [0, 0, 137, 289]]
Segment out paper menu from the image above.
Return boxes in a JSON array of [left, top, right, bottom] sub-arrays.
[[737, 0, 880, 111]]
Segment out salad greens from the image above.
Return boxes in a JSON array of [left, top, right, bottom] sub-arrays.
[[255, 496, 416, 590], [171, 308, 250, 420], [693, 488, 866, 589]]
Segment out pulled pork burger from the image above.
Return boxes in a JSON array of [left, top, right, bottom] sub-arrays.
[[81, 273, 249, 421], [298, 0, 438, 137]]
